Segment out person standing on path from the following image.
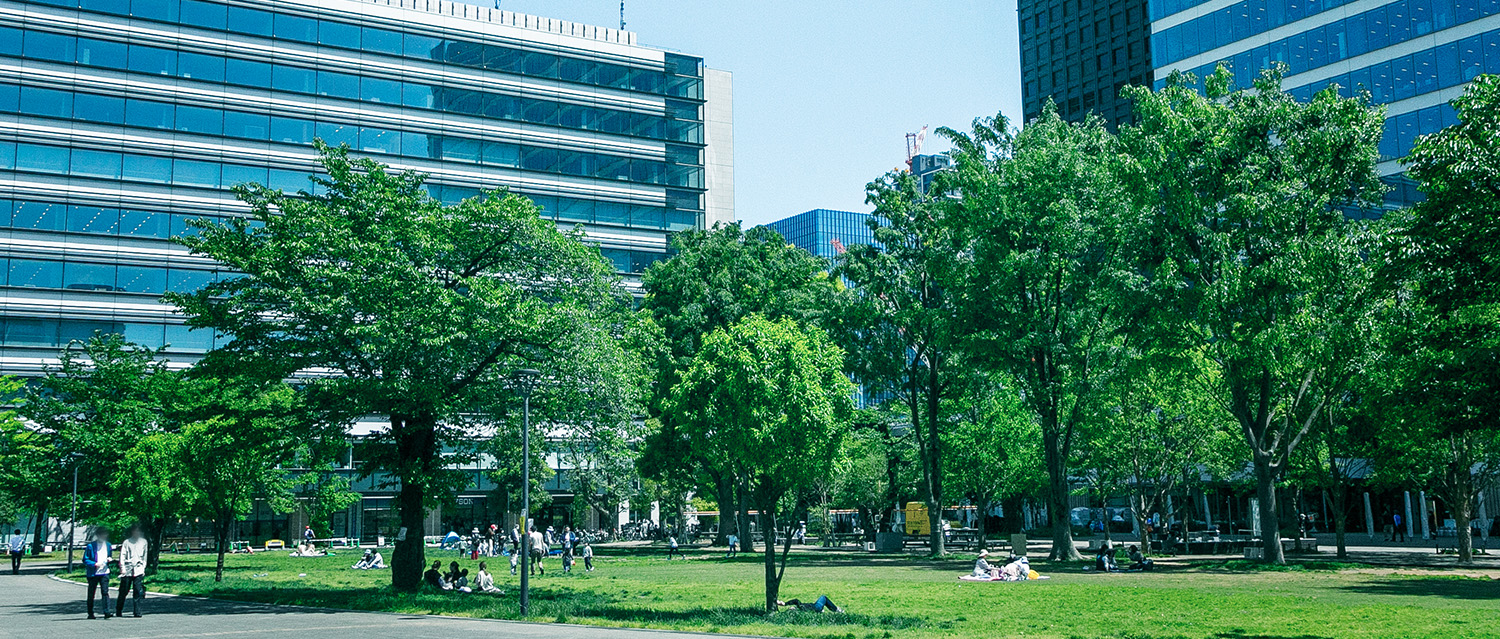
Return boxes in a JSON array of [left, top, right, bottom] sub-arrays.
[[82, 528, 113, 619], [115, 526, 147, 617], [8, 529, 24, 574]]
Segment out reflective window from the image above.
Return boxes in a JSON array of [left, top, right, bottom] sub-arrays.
[[362, 26, 403, 56], [117, 265, 166, 294], [130, 0, 177, 21], [272, 65, 315, 94], [0, 27, 18, 57], [77, 38, 127, 68], [271, 116, 314, 144], [19, 87, 73, 118], [164, 324, 213, 351], [221, 164, 269, 188], [361, 77, 402, 104], [224, 111, 270, 140], [13, 201, 66, 231], [179, 0, 227, 30], [273, 13, 318, 43], [317, 71, 360, 99], [126, 99, 174, 130], [127, 44, 176, 76], [175, 105, 223, 136], [74, 93, 125, 124], [24, 31, 75, 62], [228, 6, 273, 36], [9, 259, 64, 288], [226, 58, 272, 88], [71, 149, 122, 179], [64, 262, 117, 291], [120, 209, 170, 238], [178, 51, 225, 82], [67, 205, 120, 234], [122, 154, 172, 184], [168, 269, 214, 294], [172, 159, 221, 187], [16, 143, 69, 174]]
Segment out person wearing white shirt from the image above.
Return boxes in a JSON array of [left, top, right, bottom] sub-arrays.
[[115, 527, 148, 617], [82, 528, 113, 619], [8, 529, 25, 574], [528, 529, 546, 575]]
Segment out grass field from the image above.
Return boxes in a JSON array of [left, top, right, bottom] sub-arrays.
[[64, 545, 1500, 639]]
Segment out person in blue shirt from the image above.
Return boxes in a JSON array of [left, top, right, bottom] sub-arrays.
[[82, 528, 113, 619]]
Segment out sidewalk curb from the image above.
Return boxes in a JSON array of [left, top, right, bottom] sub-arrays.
[[47, 573, 769, 638]]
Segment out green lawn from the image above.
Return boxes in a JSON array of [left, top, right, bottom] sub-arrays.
[[70, 546, 1500, 639]]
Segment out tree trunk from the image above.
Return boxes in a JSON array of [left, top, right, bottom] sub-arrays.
[[1329, 487, 1348, 559], [736, 480, 755, 553], [921, 364, 945, 557], [713, 474, 734, 547], [145, 518, 168, 575], [976, 498, 990, 548], [1455, 496, 1474, 564], [29, 501, 48, 555], [1043, 426, 1082, 561], [213, 518, 229, 583], [391, 412, 437, 591], [1254, 456, 1285, 564], [760, 507, 779, 612]]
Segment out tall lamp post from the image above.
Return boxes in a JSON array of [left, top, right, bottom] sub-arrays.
[[511, 369, 541, 617], [65, 452, 85, 573]]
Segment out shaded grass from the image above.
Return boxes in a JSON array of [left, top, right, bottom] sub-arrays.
[[67, 547, 1500, 639]]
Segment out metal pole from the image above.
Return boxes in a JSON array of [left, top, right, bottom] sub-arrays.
[[68, 463, 78, 572], [519, 393, 530, 617]]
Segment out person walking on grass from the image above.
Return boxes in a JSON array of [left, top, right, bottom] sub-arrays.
[[561, 526, 575, 573], [115, 526, 147, 618], [666, 535, 683, 560], [726, 533, 739, 559], [582, 541, 595, 572], [528, 528, 546, 576], [8, 529, 24, 574], [82, 528, 113, 619]]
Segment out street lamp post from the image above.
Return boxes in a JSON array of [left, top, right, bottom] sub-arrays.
[[65, 452, 85, 573], [511, 368, 541, 618]]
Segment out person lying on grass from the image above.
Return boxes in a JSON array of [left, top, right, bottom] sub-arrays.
[[776, 596, 841, 613]]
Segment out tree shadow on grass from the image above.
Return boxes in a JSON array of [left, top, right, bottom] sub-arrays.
[[565, 605, 928, 630], [1336, 577, 1500, 600]]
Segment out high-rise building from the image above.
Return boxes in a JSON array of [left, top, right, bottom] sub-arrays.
[[763, 208, 874, 262], [0, 0, 732, 374], [909, 153, 951, 194], [1149, 0, 1497, 214], [1020, 0, 1156, 129]]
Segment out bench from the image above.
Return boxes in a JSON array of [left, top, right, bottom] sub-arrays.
[[1433, 528, 1489, 554]]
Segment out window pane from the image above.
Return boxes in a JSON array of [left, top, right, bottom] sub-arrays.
[[127, 44, 176, 76], [271, 116, 313, 144], [163, 324, 213, 351], [13, 201, 67, 231], [126, 99, 174, 129], [77, 38, 127, 68], [0, 84, 15, 113], [175, 105, 222, 135], [361, 77, 402, 104], [274, 14, 318, 43], [439, 137, 479, 162], [122, 154, 172, 183], [167, 269, 214, 293], [224, 111, 270, 140], [9, 259, 64, 288], [172, 159, 221, 187], [16, 143, 69, 173], [179, 0, 227, 30], [178, 51, 225, 82], [405, 33, 443, 59], [74, 93, 125, 124], [116, 265, 166, 293], [401, 131, 433, 158], [171, 214, 207, 238], [403, 83, 434, 109], [320, 20, 360, 48], [317, 71, 359, 99], [482, 141, 519, 167], [122, 323, 164, 348], [24, 31, 75, 62], [71, 149, 122, 179], [226, 59, 272, 88], [314, 122, 357, 147], [221, 163, 269, 187], [362, 27, 403, 55], [119, 209, 170, 237], [272, 65, 315, 94], [228, 6, 273, 36], [130, 0, 178, 21], [19, 87, 73, 118], [268, 169, 305, 192], [80, 0, 129, 15], [4, 319, 59, 346], [64, 262, 117, 291], [359, 127, 400, 154], [67, 205, 120, 234]]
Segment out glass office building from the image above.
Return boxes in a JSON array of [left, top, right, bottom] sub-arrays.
[[1150, 0, 1496, 213], [764, 208, 875, 262], [1020, 0, 1155, 129], [0, 0, 734, 373]]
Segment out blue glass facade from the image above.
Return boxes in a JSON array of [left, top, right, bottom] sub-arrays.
[[1150, 0, 1494, 214], [0, 0, 731, 369], [763, 208, 877, 262]]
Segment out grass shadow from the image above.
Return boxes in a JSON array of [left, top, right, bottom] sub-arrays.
[[1336, 576, 1500, 600]]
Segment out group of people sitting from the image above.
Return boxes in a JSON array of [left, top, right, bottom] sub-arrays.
[[351, 549, 386, 570], [970, 549, 1038, 581], [423, 560, 502, 593], [1094, 542, 1154, 572]]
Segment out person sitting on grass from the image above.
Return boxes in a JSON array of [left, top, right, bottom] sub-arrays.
[[1127, 545, 1154, 571], [351, 549, 385, 570], [777, 596, 841, 613], [999, 555, 1030, 581], [972, 549, 998, 579], [444, 561, 462, 588], [454, 568, 472, 592], [474, 562, 501, 593], [1094, 542, 1120, 572], [424, 561, 449, 590]]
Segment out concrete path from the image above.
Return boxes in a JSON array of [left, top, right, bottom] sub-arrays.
[[0, 563, 733, 639]]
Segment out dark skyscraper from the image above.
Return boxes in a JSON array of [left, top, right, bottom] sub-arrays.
[[1019, 0, 1155, 129]]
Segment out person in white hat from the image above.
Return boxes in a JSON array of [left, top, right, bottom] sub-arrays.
[[972, 549, 998, 579]]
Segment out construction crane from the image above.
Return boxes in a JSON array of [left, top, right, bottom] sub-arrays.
[[904, 125, 928, 169]]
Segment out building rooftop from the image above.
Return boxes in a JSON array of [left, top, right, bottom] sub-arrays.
[[351, 0, 637, 45]]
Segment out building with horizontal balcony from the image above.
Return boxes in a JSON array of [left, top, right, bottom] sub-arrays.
[[1149, 0, 1496, 215], [0, 0, 733, 373], [1020, 0, 1155, 129]]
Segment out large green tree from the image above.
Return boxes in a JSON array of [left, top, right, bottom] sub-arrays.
[[664, 315, 853, 611], [1375, 74, 1500, 563], [1122, 66, 1385, 563], [171, 142, 631, 590], [640, 223, 840, 548], [941, 108, 1142, 561], [941, 375, 1043, 544], [835, 171, 969, 556]]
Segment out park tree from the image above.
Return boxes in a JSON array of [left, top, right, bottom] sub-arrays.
[[170, 142, 631, 590], [940, 108, 1142, 561], [664, 315, 853, 611], [942, 375, 1043, 543], [832, 408, 918, 542], [110, 431, 197, 573], [1374, 74, 1500, 564], [1122, 65, 1385, 563], [640, 223, 841, 549], [5, 336, 177, 555], [289, 462, 361, 541], [835, 170, 969, 556]]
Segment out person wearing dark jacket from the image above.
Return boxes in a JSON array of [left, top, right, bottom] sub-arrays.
[[423, 561, 447, 590], [82, 528, 113, 619]]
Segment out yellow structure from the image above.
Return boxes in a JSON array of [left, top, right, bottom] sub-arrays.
[[904, 502, 930, 536]]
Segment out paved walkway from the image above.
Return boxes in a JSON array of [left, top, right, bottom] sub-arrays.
[[0, 563, 730, 639]]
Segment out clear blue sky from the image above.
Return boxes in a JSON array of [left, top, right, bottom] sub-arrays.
[[489, 0, 1022, 225]]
